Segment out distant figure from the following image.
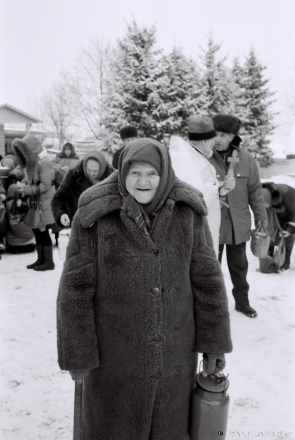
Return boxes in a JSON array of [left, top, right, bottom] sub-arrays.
[[12, 135, 56, 271], [4, 184, 36, 253], [112, 125, 138, 169], [262, 182, 295, 270], [209, 114, 267, 318], [51, 150, 114, 229], [51, 142, 80, 184], [169, 116, 235, 256]]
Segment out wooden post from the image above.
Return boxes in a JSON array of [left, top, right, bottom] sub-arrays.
[[0, 124, 5, 157]]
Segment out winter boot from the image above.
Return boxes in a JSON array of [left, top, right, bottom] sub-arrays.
[[34, 245, 55, 271], [27, 244, 43, 269], [282, 247, 292, 270]]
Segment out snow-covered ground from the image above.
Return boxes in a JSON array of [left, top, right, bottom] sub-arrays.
[[1, 232, 295, 440]]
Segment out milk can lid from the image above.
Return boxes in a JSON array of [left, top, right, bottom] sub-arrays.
[[196, 372, 230, 393]]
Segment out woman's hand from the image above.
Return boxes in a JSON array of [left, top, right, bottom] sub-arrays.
[[202, 353, 226, 375], [60, 214, 70, 227]]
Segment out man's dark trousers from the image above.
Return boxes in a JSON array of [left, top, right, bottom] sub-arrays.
[[219, 242, 250, 307]]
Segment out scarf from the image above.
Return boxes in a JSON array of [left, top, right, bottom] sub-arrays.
[[118, 138, 175, 234]]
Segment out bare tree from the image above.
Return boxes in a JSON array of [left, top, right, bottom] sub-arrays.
[[278, 63, 295, 140], [62, 36, 113, 140], [40, 82, 73, 149]]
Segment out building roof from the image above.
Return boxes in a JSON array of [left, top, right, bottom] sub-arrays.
[[0, 104, 40, 124]]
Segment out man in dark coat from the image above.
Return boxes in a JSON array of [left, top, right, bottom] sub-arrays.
[[57, 139, 232, 440], [262, 182, 295, 269], [51, 150, 113, 228], [112, 125, 138, 169], [209, 114, 267, 318]]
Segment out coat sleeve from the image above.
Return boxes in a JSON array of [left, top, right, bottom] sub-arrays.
[[190, 213, 233, 354], [247, 155, 267, 222], [23, 161, 54, 196], [56, 212, 99, 371], [51, 171, 75, 227]]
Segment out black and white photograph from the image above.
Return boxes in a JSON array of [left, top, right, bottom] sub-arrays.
[[0, 0, 295, 439]]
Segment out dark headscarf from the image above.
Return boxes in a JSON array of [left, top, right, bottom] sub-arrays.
[[118, 138, 175, 233]]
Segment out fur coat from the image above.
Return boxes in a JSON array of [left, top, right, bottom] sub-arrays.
[[57, 172, 232, 440], [51, 161, 113, 228]]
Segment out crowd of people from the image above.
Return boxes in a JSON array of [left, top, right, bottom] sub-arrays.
[[1, 113, 295, 439]]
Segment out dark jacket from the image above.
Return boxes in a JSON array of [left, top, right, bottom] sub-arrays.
[[262, 182, 295, 235], [209, 143, 267, 244], [51, 160, 113, 228], [57, 172, 232, 440], [112, 147, 124, 169]]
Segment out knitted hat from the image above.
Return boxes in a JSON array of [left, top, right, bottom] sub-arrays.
[[188, 116, 216, 141], [120, 125, 138, 140], [118, 138, 175, 214], [82, 150, 107, 181], [212, 114, 241, 135]]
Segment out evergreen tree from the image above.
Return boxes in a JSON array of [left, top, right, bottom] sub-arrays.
[[237, 50, 276, 167], [155, 46, 201, 138], [197, 35, 235, 116], [102, 21, 165, 147]]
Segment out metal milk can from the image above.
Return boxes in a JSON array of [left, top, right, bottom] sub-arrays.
[[190, 371, 230, 440]]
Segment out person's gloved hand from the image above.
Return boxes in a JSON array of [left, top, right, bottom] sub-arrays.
[[60, 213, 70, 227], [61, 166, 69, 173], [256, 219, 268, 230], [223, 175, 236, 192], [69, 369, 90, 381], [202, 353, 226, 375], [279, 230, 291, 238]]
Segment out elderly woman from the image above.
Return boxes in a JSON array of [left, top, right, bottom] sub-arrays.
[[12, 135, 56, 271], [57, 138, 232, 440]]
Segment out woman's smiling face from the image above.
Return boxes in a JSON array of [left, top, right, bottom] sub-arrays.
[[125, 162, 160, 204]]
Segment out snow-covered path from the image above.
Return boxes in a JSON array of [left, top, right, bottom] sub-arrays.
[[0, 235, 295, 440]]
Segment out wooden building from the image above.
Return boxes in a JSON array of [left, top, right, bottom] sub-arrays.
[[0, 104, 40, 158]]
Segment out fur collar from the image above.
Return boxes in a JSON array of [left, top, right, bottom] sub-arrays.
[[78, 171, 208, 228], [12, 139, 39, 184], [262, 182, 283, 209]]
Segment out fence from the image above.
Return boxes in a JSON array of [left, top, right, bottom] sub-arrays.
[[258, 159, 295, 179]]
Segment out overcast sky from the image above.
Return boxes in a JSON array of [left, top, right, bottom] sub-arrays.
[[0, 0, 294, 144]]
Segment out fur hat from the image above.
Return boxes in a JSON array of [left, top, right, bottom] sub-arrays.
[[261, 182, 283, 210], [212, 114, 241, 135], [12, 135, 43, 184], [188, 116, 216, 141], [120, 125, 138, 140]]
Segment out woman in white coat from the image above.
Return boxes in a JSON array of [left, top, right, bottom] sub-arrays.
[[169, 116, 235, 257]]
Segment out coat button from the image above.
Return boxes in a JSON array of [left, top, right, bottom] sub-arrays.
[[153, 287, 160, 294], [152, 249, 159, 255], [151, 371, 162, 379]]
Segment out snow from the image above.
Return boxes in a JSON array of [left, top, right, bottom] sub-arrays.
[[1, 232, 295, 439], [261, 174, 295, 189]]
